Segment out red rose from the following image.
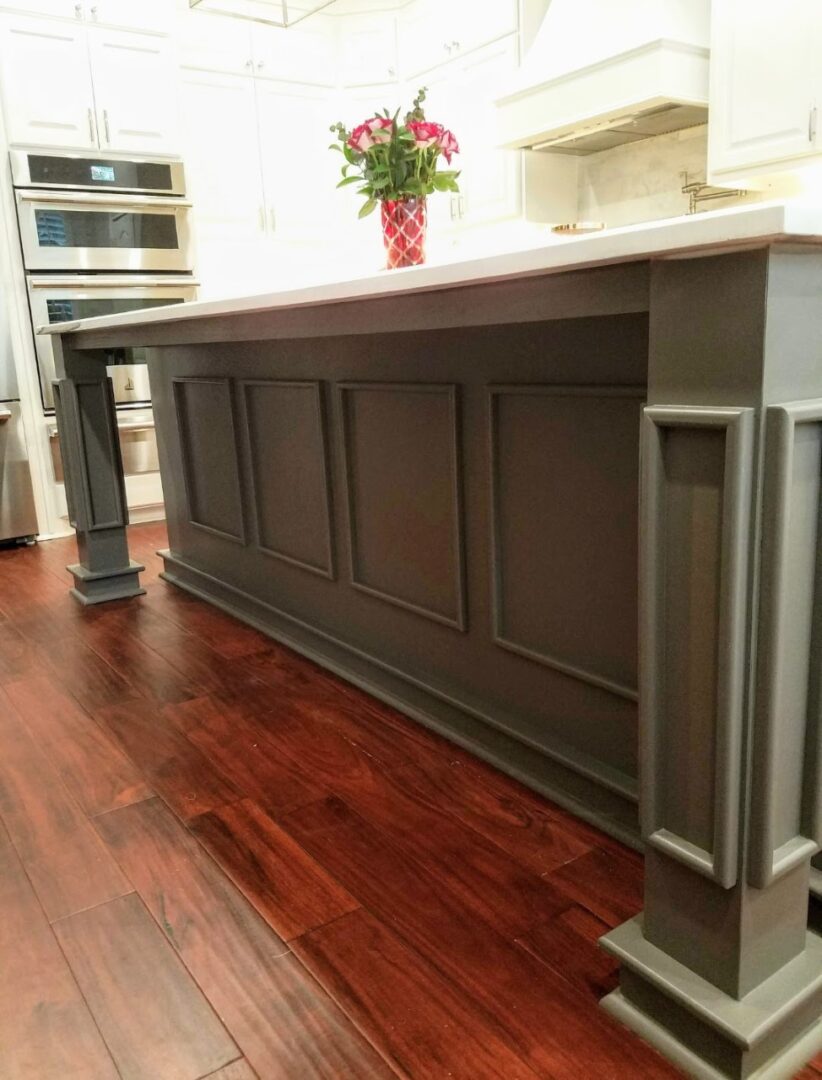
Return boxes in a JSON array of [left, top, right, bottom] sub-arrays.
[[407, 120, 443, 149], [348, 116, 393, 152], [437, 128, 460, 164]]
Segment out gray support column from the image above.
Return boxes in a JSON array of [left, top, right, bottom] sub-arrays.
[[52, 333, 144, 604], [601, 248, 822, 1080]]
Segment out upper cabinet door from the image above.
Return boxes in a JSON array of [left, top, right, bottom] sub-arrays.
[[176, 8, 254, 75], [88, 28, 180, 155], [399, 0, 453, 77], [709, 0, 822, 180], [251, 20, 336, 85], [337, 13, 398, 88], [0, 14, 97, 149], [82, 1, 174, 34]]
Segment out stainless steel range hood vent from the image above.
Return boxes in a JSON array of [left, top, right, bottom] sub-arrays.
[[497, 1, 710, 154], [532, 102, 708, 155]]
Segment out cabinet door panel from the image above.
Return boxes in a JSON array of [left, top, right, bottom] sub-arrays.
[[85, 1, 173, 33], [0, 14, 96, 149], [177, 7, 253, 75], [251, 21, 335, 85], [709, 0, 821, 176], [256, 81, 338, 240], [399, 0, 452, 77], [88, 28, 179, 155], [179, 71, 266, 291], [338, 14, 397, 87]]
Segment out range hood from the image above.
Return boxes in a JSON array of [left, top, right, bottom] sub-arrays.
[[497, 0, 710, 154]]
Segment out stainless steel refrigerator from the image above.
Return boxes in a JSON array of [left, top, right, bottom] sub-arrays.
[[0, 287, 37, 544]]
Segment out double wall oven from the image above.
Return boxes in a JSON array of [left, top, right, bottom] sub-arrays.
[[11, 149, 197, 517]]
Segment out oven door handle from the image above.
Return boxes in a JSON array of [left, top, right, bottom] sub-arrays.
[[17, 191, 192, 209]]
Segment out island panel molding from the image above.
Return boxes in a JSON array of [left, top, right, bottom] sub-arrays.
[[240, 379, 335, 580], [338, 382, 467, 632], [172, 376, 246, 546], [640, 404, 754, 888], [748, 399, 822, 889], [488, 384, 644, 703]]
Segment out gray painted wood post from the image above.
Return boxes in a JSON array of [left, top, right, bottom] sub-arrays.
[[52, 333, 144, 604], [601, 247, 822, 1079]]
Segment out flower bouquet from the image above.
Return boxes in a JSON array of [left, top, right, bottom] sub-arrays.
[[330, 88, 460, 269]]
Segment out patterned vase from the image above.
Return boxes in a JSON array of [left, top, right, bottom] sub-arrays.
[[380, 197, 427, 270]]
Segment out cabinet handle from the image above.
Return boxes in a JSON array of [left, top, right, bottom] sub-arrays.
[[87, 106, 96, 143], [269, 208, 276, 232], [449, 194, 456, 220], [245, 58, 253, 69], [810, 105, 818, 143], [443, 42, 451, 54], [458, 194, 465, 217], [451, 40, 461, 52], [103, 109, 111, 144], [74, 2, 82, 18], [256, 60, 265, 70], [258, 205, 266, 231], [90, 4, 97, 17]]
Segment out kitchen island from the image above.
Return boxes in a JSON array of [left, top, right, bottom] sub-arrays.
[[48, 202, 822, 1079]]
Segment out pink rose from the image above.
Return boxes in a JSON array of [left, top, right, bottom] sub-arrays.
[[348, 117, 393, 152], [437, 128, 460, 164], [407, 120, 443, 149]]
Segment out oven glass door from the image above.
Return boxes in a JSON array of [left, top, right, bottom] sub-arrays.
[[29, 281, 197, 410], [17, 192, 193, 272]]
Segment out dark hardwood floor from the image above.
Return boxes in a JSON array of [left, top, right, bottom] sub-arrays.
[[0, 522, 818, 1080]]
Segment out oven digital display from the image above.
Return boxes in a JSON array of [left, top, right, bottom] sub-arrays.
[[90, 165, 116, 182]]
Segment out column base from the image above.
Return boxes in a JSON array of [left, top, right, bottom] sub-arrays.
[[601, 917, 822, 1080], [68, 560, 146, 605]]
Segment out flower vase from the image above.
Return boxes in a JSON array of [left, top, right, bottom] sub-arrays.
[[381, 197, 427, 270]]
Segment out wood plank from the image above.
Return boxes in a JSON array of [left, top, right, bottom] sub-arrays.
[[245, 706, 570, 937], [95, 797, 394, 1079], [515, 904, 620, 1001], [191, 797, 360, 940], [4, 675, 152, 816], [280, 796, 680, 1080], [148, 583, 273, 658], [95, 698, 242, 821], [0, 840, 120, 1080], [545, 846, 645, 928], [14, 615, 140, 714], [169, 695, 324, 814], [294, 908, 542, 1080], [0, 620, 40, 683], [54, 892, 239, 1080], [202, 1061, 259, 1080], [0, 688, 132, 920]]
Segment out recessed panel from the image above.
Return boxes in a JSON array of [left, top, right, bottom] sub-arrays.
[[244, 380, 333, 577], [341, 383, 464, 628], [174, 377, 244, 543], [491, 388, 641, 698]]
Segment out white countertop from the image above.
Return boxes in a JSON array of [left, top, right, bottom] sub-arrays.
[[42, 200, 822, 338]]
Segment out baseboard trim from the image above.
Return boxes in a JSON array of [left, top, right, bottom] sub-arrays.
[[159, 549, 641, 847]]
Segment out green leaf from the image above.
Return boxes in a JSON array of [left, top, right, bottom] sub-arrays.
[[336, 175, 362, 188], [358, 198, 378, 219], [328, 142, 343, 152]]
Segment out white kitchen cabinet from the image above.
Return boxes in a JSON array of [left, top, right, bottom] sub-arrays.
[[337, 13, 397, 88], [708, 0, 822, 182], [399, 0, 518, 78], [0, 14, 97, 149], [423, 36, 521, 231], [251, 20, 336, 86], [255, 80, 339, 240], [0, 12, 179, 153], [87, 28, 179, 154], [81, 0, 173, 33], [179, 70, 267, 279], [0, 1, 170, 30], [176, 6, 253, 75]]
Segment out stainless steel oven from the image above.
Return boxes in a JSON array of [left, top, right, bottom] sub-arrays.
[[12, 150, 194, 274], [28, 275, 198, 410]]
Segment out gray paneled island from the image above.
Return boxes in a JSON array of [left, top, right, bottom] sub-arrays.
[[47, 203, 822, 1079]]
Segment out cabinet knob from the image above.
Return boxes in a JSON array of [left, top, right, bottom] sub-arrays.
[[387, 66, 396, 77], [256, 60, 265, 70], [90, 4, 98, 17], [74, 2, 82, 17], [451, 40, 461, 51], [245, 58, 253, 68]]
